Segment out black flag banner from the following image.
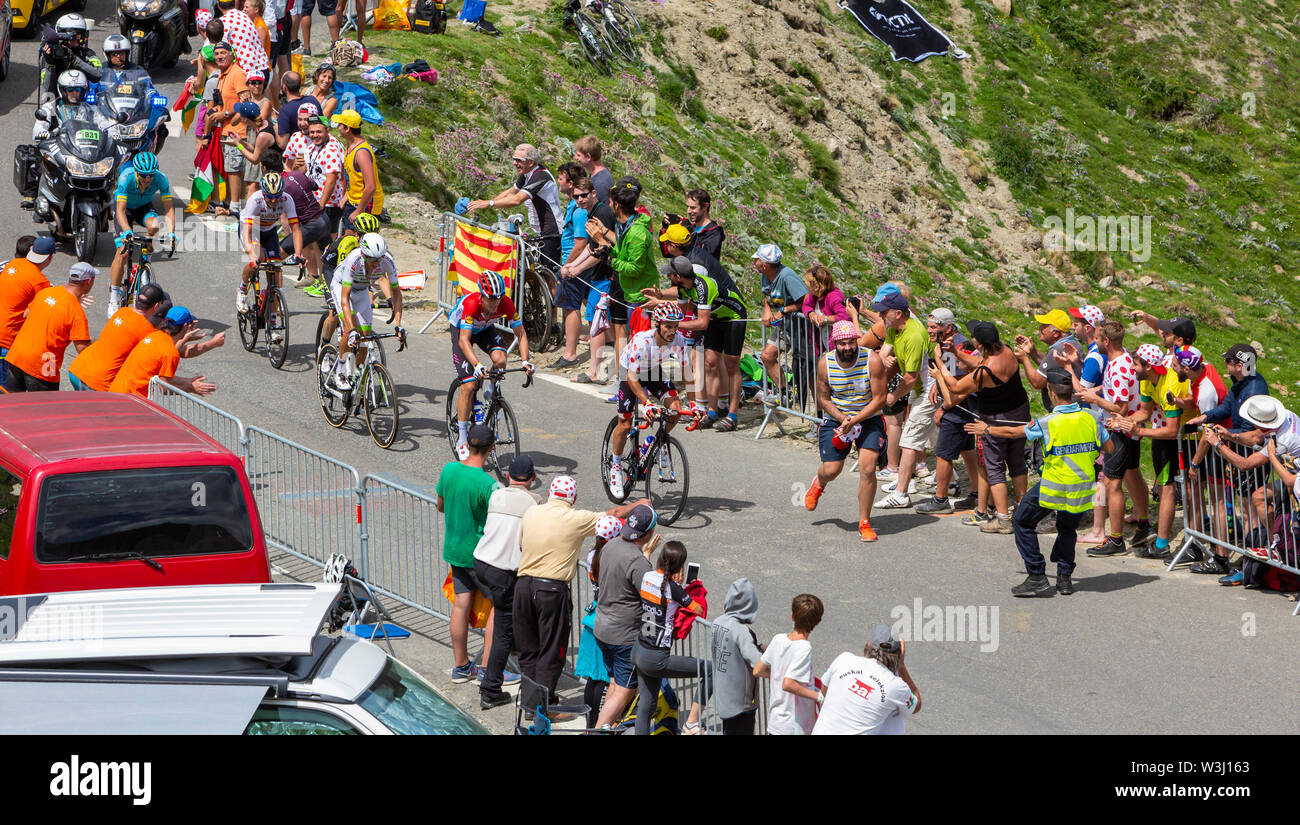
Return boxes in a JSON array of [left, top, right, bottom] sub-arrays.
[[838, 0, 968, 63]]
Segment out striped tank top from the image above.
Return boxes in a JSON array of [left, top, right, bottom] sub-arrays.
[[825, 349, 873, 416]]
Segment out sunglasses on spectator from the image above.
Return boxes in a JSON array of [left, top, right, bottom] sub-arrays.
[[511, 157, 528, 164], [573, 191, 593, 198]]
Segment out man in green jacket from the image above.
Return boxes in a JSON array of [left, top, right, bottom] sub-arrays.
[[587, 177, 658, 380]]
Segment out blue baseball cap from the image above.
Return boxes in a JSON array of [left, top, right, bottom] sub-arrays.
[[872, 282, 900, 303], [27, 236, 56, 263], [166, 306, 195, 326], [872, 292, 909, 312], [233, 101, 260, 121]]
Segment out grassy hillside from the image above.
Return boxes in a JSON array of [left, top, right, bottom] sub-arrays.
[[344, 0, 1300, 405]]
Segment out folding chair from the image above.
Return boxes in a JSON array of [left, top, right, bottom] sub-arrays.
[[512, 674, 595, 735]]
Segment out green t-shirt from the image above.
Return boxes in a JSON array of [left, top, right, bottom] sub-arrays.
[[682, 273, 742, 321], [434, 461, 500, 568], [885, 316, 929, 396]]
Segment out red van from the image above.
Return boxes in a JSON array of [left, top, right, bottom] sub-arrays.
[[0, 392, 270, 595]]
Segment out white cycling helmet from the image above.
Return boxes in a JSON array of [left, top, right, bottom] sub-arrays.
[[55, 13, 88, 37], [58, 70, 89, 99], [104, 34, 130, 55], [359, 233, 386, 259]]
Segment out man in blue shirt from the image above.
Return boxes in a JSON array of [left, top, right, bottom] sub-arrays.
[[108, 152, 176, 317], [553, 162, 591, 369], [755, 243, 807, 406]]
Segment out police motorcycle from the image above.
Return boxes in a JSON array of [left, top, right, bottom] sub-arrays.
[[16, 72, 128, 262], [94, 35, 170, 157], [118, 0, 189, 69]]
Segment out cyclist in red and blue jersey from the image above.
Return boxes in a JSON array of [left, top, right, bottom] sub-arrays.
[[450, 271, 533, 458]]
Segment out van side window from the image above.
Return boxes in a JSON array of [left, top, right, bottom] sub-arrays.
[[0, 469, 21, 561]]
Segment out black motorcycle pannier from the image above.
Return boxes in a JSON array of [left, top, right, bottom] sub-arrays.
[[13, 144, 39, 198]]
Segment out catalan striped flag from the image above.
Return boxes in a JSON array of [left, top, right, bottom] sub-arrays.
[[450, 220, 517, 297]]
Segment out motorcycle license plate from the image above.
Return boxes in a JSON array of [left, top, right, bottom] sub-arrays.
[[133, 30, 145, 38], [76, 129, 100, 142]]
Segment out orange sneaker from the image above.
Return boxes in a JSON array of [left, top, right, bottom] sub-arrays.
[[859, 519, 878, 542], [804, 479, 824, 511]]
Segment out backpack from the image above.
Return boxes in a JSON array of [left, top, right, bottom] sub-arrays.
[[617, 679, 680, 734]]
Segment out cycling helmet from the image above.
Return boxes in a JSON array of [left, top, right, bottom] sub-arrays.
[[653, 302, 684, 324], [132, 152, 158, 175], [479, 270, 506, 299], [351, 213, 380, 234], [103, 34, 130, 55], [260, 172, 284, 197], [359, 233, 387, 259], [55, 13, 88, 38], [57, 70, 88, 101]]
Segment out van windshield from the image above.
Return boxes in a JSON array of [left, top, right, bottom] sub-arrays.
[[35, 466, 255, 563]]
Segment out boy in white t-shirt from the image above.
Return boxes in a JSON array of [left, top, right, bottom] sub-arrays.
[[754, 594, 824, 735], [813, 623, 921, 735]]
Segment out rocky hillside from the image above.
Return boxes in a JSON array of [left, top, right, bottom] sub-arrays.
[[351, 0, 1300, 396]]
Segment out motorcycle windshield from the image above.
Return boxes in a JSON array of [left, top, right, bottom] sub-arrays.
[[101, 82, 149, 120], [60, 120, 110, 162]]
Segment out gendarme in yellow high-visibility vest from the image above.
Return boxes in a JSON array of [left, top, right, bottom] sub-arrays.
[[344, 140, 384, 216], [1039, 408, 1101, 514]]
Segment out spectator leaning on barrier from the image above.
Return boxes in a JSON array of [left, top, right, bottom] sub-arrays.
[[471, 454, 539, 710], [468, 143, 562, 267], [68, 283, 165, 392], [805, 320, 888, 542], [754, 593, 824, 736], [574, 135, 613, 205], [755, 244, 808, 406], [3, 262, 95, 393], [1078, 319, 1153, 558], [801, 264, 850, 359], [916, 310, 982, 514], [710, 577, 763, 735], [631, 539, 709, 735], [812, 623, 921, 735], [1171, 346, 1225, 565], [968, 367, 1111, 596], [515, 477, 647, 718], [108, 306, 217, 397], [435, 424, 503, 685], [0, 236, 53, 388]]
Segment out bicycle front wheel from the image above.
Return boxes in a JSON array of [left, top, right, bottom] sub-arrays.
[[237, 296, 259, 352], [575, 11, 614, 76], [601, 415, 636, 504], [138, 263, 155, 291], [521, 269, 556, 354], [445, 377, 469, 456], [266, 287, 290, 369], [314, 311, 331, 361], [363, 363, 400, 448], [487, 400, 521, 483], [611, 0, 642, 36], [318, 344, 350, 427], [644, 434, 689, 525]]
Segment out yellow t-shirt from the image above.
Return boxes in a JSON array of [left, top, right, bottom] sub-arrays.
[[1140, 369, 1191, 428]]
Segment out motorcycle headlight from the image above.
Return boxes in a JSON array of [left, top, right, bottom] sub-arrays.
[[126, 0, 166, 14], [111, 121, 148, 139], [66, 157, 115, 177]]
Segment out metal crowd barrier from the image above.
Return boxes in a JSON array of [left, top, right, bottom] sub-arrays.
[[148, 378, 248, 457], [360, 474, 450, 621], [419, 212, 526, 334], [244, 426, 363, 571], [1172, 429, 1300, 615], [755, 312, 824, 440]]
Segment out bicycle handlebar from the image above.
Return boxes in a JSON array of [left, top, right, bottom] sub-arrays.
[[483, 365, 533, 388], [360, 330, 407, 353]]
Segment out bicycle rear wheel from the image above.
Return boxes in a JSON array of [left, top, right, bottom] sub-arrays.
[[266, 287, 289, 369], [237, 295, 259, 352], [575, 11, 614, 75], [644, 435, 689, 525], [600, 415, 637, 504], [611, 0, 641, 36], [521, 269, 556, 353], [363, 363, 400, 448], [487, 400, 521, 483], [603, 13, 638, 62], [318, 344, 350, 427]]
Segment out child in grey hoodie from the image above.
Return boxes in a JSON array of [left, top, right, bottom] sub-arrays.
[[710, 578, 763, 735]]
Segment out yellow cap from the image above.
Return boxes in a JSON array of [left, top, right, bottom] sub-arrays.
[[1034, 309, 1071, 333], [659, 224, 692, 245], [330, 110, 363, 130]]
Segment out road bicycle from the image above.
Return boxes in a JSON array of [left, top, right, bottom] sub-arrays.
[[118, 231, 173, 310], [444, 365, 533, 482], [238, 258, 299, 370], [563, 0, 616, 76], [586, 0, 641, 63], [314, 290, 389, 369], [601, 405, 691, 525], [318, 329, 406, 448]]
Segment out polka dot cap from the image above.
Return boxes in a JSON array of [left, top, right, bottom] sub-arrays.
[[549, 475, 577, 502], [595, 515, 623, 541], [1135, 344, 1164, 366]]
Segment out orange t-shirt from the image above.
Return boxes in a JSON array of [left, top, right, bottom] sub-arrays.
[[68, 307, 158, 390], [0, 259, 53, 350], [218, 63, 250, 140], [4, 286, 89, 382], [108, 332, 180, 397], [254, 19, 271, 57]]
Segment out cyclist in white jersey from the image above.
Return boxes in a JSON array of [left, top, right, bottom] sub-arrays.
[[327, 233, 404, 389], [237, 173, 304, 313]]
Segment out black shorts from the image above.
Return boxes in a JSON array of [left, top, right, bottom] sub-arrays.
[[299, 213, 331, 247], [450, 564, 480, 596], [5, 364, 58, 392], [258, 227, 283, 259], [608, 280, 629, 325], [616, 380, 675, 418], [936, 407, 975, 461], [1151, 437, 1178, 486], [555, 275, 589, 311], [817, 414, 887, 463], [324, 205, 344, 237], [703, 318, 745, 356], [124, 204, 159, 227], [451, 327, 511, 382], [298, 0, 339, 15], [1103, 432, 1142, 479]]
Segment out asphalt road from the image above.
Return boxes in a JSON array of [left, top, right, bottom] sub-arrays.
[[4, 3, 1298, 734]]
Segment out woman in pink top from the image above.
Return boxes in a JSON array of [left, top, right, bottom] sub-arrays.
[[801, 264, 849, 358]]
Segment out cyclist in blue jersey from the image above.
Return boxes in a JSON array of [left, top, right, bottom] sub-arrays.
[[108, 152, 176, 316]]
